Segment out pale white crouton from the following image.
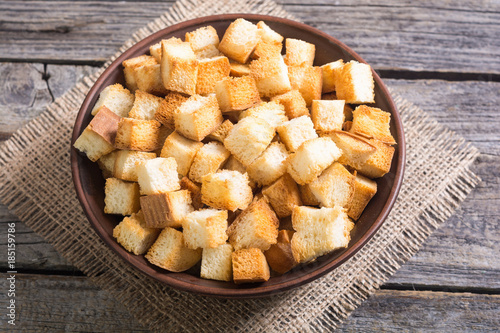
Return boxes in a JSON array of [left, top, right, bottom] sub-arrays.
[[311, 99, 345, 133], [160, 40, 199, 95], [182, 209, 228, 249], [222, 155, 257, 189], [91, 83, 134, 117], [186, 25, 220, 52], [201, 243, 234, 281], [271, 89, 309, 119], [334, 60, 375, 104], [262, 173, 302, 218], [113, 211, 160, 255], [219, 18, 260, 63], [174, 94, 223, 141], [214, 76, 261, 112], [113, 150, 156, 182], [232, 248, 270, 284], [140, 190, 194, 228], [160, 131, 204, 177], [201, 170, 253, 211], [309, 162, 355, 208], [136, 157, 180, 195], [247, 142, 289, 186], [284, 38, 315, 66], [250, 55, 291, 98], [256, 21, 284, 44], [276, 115, 318, 153], [321, 59, 344, 93], [188, 142, 231, 183], [128, 90, 164, 120], [149, 37, 183, 62], [238, 101, 288, 130], [104, 178, 140, 215], [122, 55, 158, 92], [114, 118, 162, 151], [351, 105, 396, 145], [195, 44, 223, 59]]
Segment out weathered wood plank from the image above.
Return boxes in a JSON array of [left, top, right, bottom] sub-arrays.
[[1, 1, 499, 74]]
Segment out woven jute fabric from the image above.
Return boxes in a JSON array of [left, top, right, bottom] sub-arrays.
[[0, 0, 480, 331]]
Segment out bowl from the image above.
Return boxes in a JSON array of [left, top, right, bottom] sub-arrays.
[[71, 14, 405, 298]]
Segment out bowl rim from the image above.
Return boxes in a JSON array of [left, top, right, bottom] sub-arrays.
[[71, 13, 406, 298]]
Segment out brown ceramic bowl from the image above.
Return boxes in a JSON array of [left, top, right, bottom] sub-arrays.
[[71, 14, 405, 298]]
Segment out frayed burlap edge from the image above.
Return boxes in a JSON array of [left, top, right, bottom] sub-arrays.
[[0, 0, 480, 332]]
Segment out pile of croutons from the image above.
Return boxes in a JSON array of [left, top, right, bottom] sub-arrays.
[[74, 18, 396, 284]]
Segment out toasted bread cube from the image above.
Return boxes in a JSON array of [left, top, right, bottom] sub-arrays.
[[104, 178, 140, 215], [219, 18, 259, 63], [251, 40, 282, 60], [284, 38, 315, 66], [335, 61, 374, 104], [239, 101, 288, 130], [227, 197, 279, 251], [91, 83, 134, 117], [136, 157, 180, 195], [298, 184, 320, 206], [201, 170, 253, 211], [174, 94, 223, 141], [262, 173, 302, 218], [257, 21, 283, 43], [288, 65, 322, 106], [232, 248, 270, 284], [115, 118, 162, 151], [327, 130, 376, 166], [222, 155, 256, 189], [264, 230, 297, 274], [309, 162, 355, 208], [113, 211, 160, 255], [134, 64, 168, 96], [207, 119, 233, 143], [247, 142, 289, 186], [347, 173, 377, 220], [155, 125, 174, 155], [224, 117, 275, 166], [89, 106, 121, 144], [154, 92, 189, 129], [287, 137, 342, 185], [189, 142, 231, 183], [349, 139, 395, 178], [291, 206, 354, 263], [74, 128, 115, 162], [321, 59, 344, 93], [186, 25, 219, 52], [215, 76, 261, 112], [180, 176, 203, 210], [182, 209, 228, 249], [122, 55, 158, 92], [97, 151, 119, 179], [250, 55, 291, 98], [128, 90, 164, 120], [229, 61, 251, 77], [311, 100, 345, 133], [351, 105, 396, 145], [146, 228, 202, 272], [140, 190, 194, 229], [276, 116, 318, 153], [196, 56, 231, 95], [201, 243, 233, 281], [160, 131, 204, 176], [149, 37, 183, 62], [271, 90, 309, 119], [113, 150, 156, 182], [195, 44, 223, 59], [161, 41, 198, 95]]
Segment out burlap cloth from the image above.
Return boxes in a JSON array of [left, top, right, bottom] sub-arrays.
[[0, 0, 480, 331]]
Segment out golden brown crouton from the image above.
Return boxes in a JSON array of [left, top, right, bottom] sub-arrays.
[[160, 40, 199, 95], [310, 99, 345, 133], [334, 60, 375, 104], [214, 76, 261, 112], [140, 190, 194, 228], [115, 118, 162, 151], [264, 229, 297, 274], [196, 56, 231, 95], [288, 65, 322, 106], [284, 38, 315, 66], [154, 91, 189, 129], [347, 173, 377, 220], [219, 18, 260, 63], [128, 90, 164, 120], [262, 173, 302, 218], [271, 90, 309, 119], [309, 162, 355, 208], [160, 131, 204, 176], [113, 211, 160, 255], [232, 248, 270, 284], [250, 55, 291, 98], [321, 59, 344, 93], [201, 170, 253, 211], [182, 209, 228, 249], [351, 105, 396, 145], [104, 178, 140, 215]]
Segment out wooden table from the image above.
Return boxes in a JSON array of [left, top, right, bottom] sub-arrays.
[[1, 1, 499, 331]]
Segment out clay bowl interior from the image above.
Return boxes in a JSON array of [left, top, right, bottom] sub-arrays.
[[71, 14, 405, 298]]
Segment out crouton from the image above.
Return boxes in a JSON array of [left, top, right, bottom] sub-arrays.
[[214, 76, 261, 112], [145, 227, 202, 272], [262, 173, 302, 218], [251, 40, 282, 60], [291, 206, 354, 263], [195, 44, 223, 59], [227, 197, 279, 251], [91, 83, 134, 117], [276, 115, 318, 153], [326, 130, 376, 166], [238, 101, 288, 130], [250, 55, 291, 98], [229, 62, 251, 77], [196, 56, 231, 95], [180, 176, 203, 210], [257, 21, 283, 44], [224, 116, 275, 166], [219, 18, 260, 63], [154, 91, 189, 129], [185, 25, 219, 52], [160, 131, 204, 176], [232, 248, 270, 284], [183, 209, 228, 249], [284, 38, 315, 66], [335, 60, 375, 104], [247, 142, 289, 186], [309, 162, 355, 208], [298, 184, 320, 206], [288, 65, 322, 106], [264, 229, 297, 274], [201, 170, 253, 211], [201, 243, 233, 281], [149, 37, 183, 62], [349, 139, 395, 178], [222, 155, 256, 189], [188, 142, 231, 183], [207, 119, 233, 143], [287, 137, 342, 185], [113, 211, 161, 255], [321, 59, 344, 93], [122, 55, 158, 92], [74, 128, 115, 163], [140, 190, 194, 228], [160, 40, 198, 95], [115, 118, 162, 151], [271, 90, 309, 119], [347, 173, 377, 220], [350, 105, 396, 145], [128, 90, 164, 120], [113, 150, 156, 182], [104, 178, 140, 215], [134, 64, 168, 96], [310, 99, 345, 133], [155, 125, 174, 155], [89, 106, 121, 143], [174, 94, 223, 141], [97, 151, 119, 179], [136, 157, 180, 195]]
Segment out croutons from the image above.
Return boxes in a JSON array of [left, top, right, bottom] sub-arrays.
[[188, 142, 231, 183], [251, 40, 282, 60], [195, 44, 223, 59], [219, 18, 260, 63], [287, 137, 342, 185], [309, 162, 355, 208], [350, 105, 396, 145], [347, 173, 377, 220], [160, 131, 204, 177], [113, 211, 160, 255], [288, 65, 322, 106], [113, 150, 156, 182], [291, 206, 354, 263], [321, 59, 344, 93], [222, 155, 257, 189], [232, 248, 270, 284], [262, 173, 302, 218], [196, 56, 231, 95], [347, 138, 395, 178], [310, 99, 345, 133], [250, 55, 291, 98], [284, 38, 315, 66], [140, 190, 194, 228], [136, 157, 180, 195], [185, 26, 219, 52], [180, 176, 203, 210], [215, 76, 261, 112], [246, 142, 289, 186], [201, 170, 253, 211], [207, 119, 233, 143], [298, 183, 320, 206], [326, 130, 376, 166], [128, 90, 164, 120], [91, 84, 134, 117], [271, 90, 309, 119], [122, 55, 158, 92], [229, 62, 251, 77], [276, 115, 318, 153], [238, 101, 288, 130], [104, 177, 140, 215], [174, 94, 223, 141], [201, 243, 233, 281], [264, 230, 297, 274], [182, 209, 228, 249], [115, 118, 162, 151], [134, 64, 168, 96], [160, 40, 199, 95], [97, 151, 119, 179], [334, 60, 375, 104], [154, 91, 189, 129], [145, 227, 202, 272], [149, 37, 183, 62]]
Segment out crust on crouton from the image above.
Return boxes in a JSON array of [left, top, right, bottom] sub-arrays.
[[334, 60, 375, 104], [288, 65, 322, 106], [219, 18, 260, 64], [232, 248, 270, 284], [351, 105, 396, 145], [115, 118, 162, 151], [154, 91, 189, 129], [215, 76, 261, 112], [309, 162, 355, 208], [284, 38, 315, 66], [271, 90, 309, 119], [262, 173, 302, 218], [174, 94, 223, 141], [250, 55, 291, 98]]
